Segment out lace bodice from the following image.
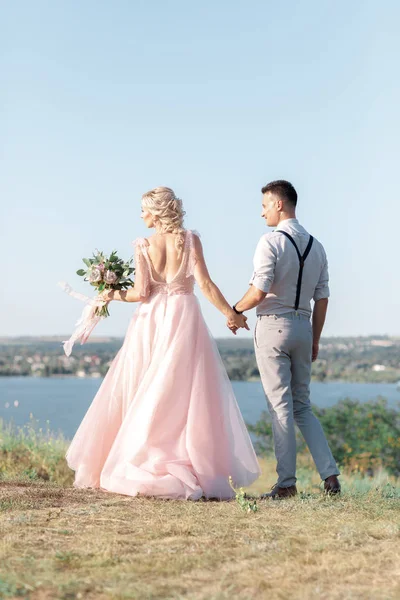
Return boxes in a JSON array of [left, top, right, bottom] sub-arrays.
[[132, 230, 198, 298]]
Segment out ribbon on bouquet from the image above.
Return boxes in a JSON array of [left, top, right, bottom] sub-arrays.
[[58, 281, 107, 357]]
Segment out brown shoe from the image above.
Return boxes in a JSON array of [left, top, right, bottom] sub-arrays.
[[261, 485, 297, 500], [324, 475, 341, 495]]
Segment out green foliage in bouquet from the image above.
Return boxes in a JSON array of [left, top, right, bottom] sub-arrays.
[[76, 250, 135, 317], [248, 397, 400, 477]]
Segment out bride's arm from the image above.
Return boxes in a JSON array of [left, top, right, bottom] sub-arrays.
[[100, 288, 142, 303], [193, 236, 249, 331]]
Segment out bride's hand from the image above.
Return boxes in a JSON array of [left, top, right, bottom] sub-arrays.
[[227, 323, 238, 335], [98, 289, 113, 303], [227, 311, 249, 333]]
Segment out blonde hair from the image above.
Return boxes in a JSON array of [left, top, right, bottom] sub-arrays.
[[141, 186, 186, 256]]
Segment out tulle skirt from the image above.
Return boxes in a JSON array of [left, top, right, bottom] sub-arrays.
[[66, 293, 261, 500]]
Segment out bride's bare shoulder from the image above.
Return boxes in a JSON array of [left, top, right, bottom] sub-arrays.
[[132, 236, 150, 248], [189, 230, 203, 255], [146, 234, 167, 250]]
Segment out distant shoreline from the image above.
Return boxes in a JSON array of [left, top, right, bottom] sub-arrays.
[[1, 336, 399, 385], [0, 373, 399, 387]]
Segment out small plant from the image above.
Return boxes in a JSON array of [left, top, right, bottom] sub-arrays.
[[54, 551, 81, 570], [229, 476, 258, 513], [21, 467, 39, 480], [380, 483, 400, 499], [0, 578, 34, 597]]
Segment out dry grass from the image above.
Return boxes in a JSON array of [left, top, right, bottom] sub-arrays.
[[1, 457, 400, 600]]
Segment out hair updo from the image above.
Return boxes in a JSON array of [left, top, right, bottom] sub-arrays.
[[141, 186, 186, 256]]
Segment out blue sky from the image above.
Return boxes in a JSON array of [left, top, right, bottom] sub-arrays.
[[1, 1, 399, 339]]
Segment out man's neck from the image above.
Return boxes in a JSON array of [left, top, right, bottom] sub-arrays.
[[278, 213, 297, 224]]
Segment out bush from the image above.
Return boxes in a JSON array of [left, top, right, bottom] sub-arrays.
[[248, 397, 400, 477], [0, 416, 73, 485]]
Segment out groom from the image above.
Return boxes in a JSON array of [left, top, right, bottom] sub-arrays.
[[229, 180, 340, 498]]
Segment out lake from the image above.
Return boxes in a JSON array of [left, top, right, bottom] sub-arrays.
[[0, 377, 399, 440]]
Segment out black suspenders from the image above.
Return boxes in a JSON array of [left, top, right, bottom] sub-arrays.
[[278, 231, 314, 310]]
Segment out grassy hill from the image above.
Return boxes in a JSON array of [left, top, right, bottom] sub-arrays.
[[0, 419, 399, 599], [1, 461, 399, 599]]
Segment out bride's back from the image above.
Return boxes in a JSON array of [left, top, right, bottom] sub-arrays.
[[146, 232, 186, 284]]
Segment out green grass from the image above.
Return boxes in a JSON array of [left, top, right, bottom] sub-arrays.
[[0, 416, 72, 486]]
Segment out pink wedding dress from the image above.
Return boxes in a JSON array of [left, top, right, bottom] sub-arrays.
[[66, 230, 261, 500]]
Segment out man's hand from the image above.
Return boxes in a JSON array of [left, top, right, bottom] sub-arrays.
[[312, 340, 319, 362], [226, 311, 250, 335]]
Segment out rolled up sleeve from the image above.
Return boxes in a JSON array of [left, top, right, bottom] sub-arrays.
[[249, 236, 277, 293], [313, 254, 330, 301]]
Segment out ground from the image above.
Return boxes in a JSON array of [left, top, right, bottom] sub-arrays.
[[1, 457, 399, 600]]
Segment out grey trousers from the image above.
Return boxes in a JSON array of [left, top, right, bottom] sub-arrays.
[[254, 312, 339, 488]]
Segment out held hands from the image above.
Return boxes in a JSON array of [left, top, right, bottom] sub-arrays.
[[226, 310, 250, 336]]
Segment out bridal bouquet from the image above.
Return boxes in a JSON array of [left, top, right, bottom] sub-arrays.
[[59, 249, 135, 356], [76, 249, 135, 317]]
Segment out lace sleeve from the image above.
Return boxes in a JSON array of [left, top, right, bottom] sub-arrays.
[[186, 230, 201, 278], [132, 238, 150, 298]]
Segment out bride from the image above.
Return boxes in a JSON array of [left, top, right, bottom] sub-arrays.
[[66, 186, 261, 500]]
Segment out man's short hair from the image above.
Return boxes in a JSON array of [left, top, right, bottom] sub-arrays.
[[261, 180, 297, 207]]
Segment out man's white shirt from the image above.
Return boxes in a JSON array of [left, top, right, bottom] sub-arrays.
[[249, 218, 330, 317]]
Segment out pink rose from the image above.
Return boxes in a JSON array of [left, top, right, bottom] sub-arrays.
[[104, 270, 118, 284], [89, 268, 102, 283]]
